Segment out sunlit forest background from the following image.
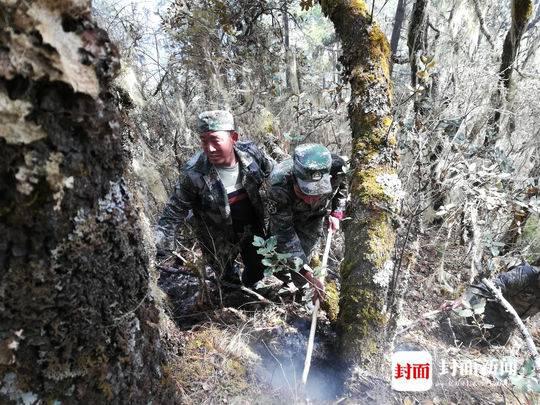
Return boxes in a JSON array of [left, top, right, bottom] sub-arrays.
[[95, 0, 540, 267]]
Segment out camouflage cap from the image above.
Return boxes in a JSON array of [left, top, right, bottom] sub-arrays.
[[293, 143, 332, 196], [197, 110, 235, 133]]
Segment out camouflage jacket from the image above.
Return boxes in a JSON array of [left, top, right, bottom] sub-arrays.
[[156, 141, 274, 263], [466, 264, 540, 320], [268, 155, 347, 264], [462, 264, 540, 342]]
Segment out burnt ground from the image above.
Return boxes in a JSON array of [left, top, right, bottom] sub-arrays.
[[155, 227, 539, 404], [157, 258, 345, 403]]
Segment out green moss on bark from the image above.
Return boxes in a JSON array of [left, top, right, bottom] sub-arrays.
[[321, 0, 368, 17], [352, 113, 393, 154], [351, 0, 369, 14], [366, 212, 395, 267], [321, 0, 398, 372], [368, 26, 391, 77], [351, 167, 396, 205], [321, 280, 340, 322], [338, 285, 387, 358]]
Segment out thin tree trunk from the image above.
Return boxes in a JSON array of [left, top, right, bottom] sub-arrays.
[[526, 0, 540, 31], [320, 0, 401, 385], [407, 0, 428, 91], [408, 0, 445, 229], [0, 1, 165, 402], [389, 0, 407, 75], [521, 2, 540, 68], [521, 31, 540, 68], [282, 4, 299, 94], [485, 0, 534, 146], [501, 157, 540, 253], [472, 0, 495, 49]]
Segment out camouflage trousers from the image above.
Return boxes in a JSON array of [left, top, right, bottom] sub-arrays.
[[198, 226, 266, 287]]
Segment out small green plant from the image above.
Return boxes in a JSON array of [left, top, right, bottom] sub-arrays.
[[252, 235, 303, 277], [453, 298, 495, 344], [453, 298, 486, 318]]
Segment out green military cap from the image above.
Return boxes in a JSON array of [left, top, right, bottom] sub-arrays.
[[293, 143, 332, 196], [197, 110, 235, 133]]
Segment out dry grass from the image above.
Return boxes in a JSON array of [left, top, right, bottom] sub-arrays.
[[158, 306, 298, 404]]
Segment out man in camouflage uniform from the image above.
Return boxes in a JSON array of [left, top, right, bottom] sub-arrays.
[[156, 110, 274, 286], [268, 143, 348, 299], [446, 263, 540, 344]]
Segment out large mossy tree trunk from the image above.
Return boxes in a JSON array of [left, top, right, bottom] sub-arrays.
[[320, 0, 401, 378], [0, 1, 165, 402]]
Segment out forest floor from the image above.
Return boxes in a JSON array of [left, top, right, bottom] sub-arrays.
[[392, 229, 540, 405], [156, 227, 540, 404]]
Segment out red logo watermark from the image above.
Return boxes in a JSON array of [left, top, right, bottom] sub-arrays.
[[391, 351, 433, 391]]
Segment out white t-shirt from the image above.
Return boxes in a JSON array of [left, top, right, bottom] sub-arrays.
[[216, 163, 242, 195]]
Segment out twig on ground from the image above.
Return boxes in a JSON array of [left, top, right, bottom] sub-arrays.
[[157, 265, 197, 277], [220, 281, 274, 305], [395, 309, 442, 336], [482, 278, 540, 377], [161, 261, 276, 306], [172, 251, 188, 263], [446, 317, 461, 348], [238, 300, 285, 310], [263, 340, 297, 400], [240, 286, 274, 305]]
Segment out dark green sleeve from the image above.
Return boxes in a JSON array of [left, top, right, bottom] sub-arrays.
[[491, 264, 540, 296], [468, 264, 540, 298], [268, 186, 307, 264], [155, 171, 198, 254]]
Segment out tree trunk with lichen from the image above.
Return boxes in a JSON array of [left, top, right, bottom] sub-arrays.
[[408, 0, 449, 228], [0, 1, 166, 402], [407, 0, 431, 118], [320, 0, 401, 381], [485, 0, 533, 146], [282, 2, 300, 94]]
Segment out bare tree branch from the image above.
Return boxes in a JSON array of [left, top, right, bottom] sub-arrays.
[[482, 278, 540, 378], [472, 0, 495, 49]]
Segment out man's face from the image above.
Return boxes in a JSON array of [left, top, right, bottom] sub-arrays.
[[293, 183, 321, 205], [200, 130, 238, 166]]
